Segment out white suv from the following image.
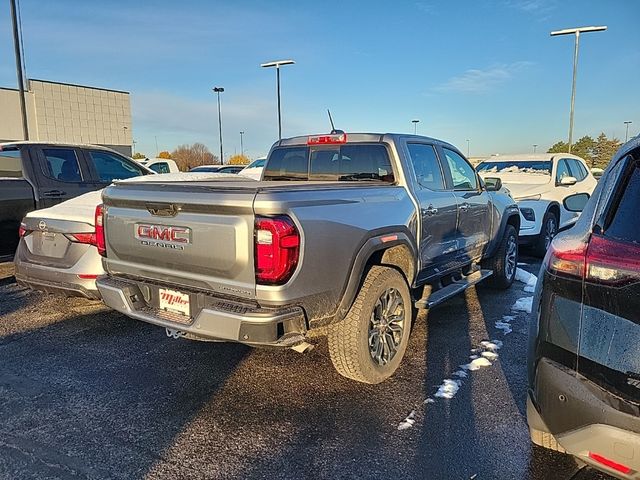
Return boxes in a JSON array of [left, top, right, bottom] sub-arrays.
[[477, 153, 597, 256]]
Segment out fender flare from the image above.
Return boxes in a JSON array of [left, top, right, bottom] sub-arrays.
[[333, 228, 418, 323]]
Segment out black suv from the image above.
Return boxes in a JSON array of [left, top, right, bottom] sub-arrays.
[[527, 137, 640, 479]]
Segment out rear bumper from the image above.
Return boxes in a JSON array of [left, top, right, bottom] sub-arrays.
[[528, 358, 640, 479], [14, 260, 100, 299], [96, 275, 307, 347]]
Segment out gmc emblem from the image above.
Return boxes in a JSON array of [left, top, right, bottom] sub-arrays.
[[135, 224, 191, 245]]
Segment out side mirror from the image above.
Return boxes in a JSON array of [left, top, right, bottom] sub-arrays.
[[563, 193, 590, 212], [484, 177, 502, 192], [559, 176, 577, 186]]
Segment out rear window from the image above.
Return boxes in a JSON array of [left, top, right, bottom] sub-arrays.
[[605, 161, 640, 244], [0, 148, 22, 178], [263, 144, 395, 182]]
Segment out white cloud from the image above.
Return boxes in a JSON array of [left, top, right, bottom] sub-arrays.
[[434, 61, 533, 94]]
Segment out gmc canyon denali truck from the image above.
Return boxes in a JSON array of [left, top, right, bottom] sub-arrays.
[[0, 142, 150, 256], [96, 132, 520, 383]]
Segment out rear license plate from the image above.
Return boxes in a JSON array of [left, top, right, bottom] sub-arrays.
[[159, 288, 190, 317]]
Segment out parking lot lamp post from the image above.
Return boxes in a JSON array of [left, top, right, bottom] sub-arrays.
[[213, 87, 224, 164], [412, 119, 420, 134], [533, 144, 538, 153], [261, 60, 295, 140], [550, 26, 607, 153], [466, 139, 470, 157], [240, 131, 245, 156], [624, 121, 632, 142], [10, 0, 28, 140]]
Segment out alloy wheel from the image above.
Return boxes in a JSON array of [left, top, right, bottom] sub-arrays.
[[368, 288, 405, 366]]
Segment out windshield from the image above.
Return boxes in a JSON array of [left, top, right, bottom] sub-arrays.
[[263, 144, 394, 182], [246, 158, 266, 169], [477, 160, 552, 175]]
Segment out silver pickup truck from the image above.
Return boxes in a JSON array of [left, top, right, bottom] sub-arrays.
[[96, 132, 520, 383]]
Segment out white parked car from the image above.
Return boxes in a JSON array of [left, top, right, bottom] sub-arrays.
[[240, 157, 266, 180], [477, 153, 597, 256], [140, 158, 180, 173]]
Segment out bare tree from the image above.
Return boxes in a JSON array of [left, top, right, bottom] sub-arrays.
[[171, 143, 219, 170]]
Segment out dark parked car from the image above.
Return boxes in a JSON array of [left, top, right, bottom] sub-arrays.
[[528, 137, 640, 479], [0, 142, 151, 256]]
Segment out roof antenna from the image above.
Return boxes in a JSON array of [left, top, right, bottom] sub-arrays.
[[327, 109, 344, 135]]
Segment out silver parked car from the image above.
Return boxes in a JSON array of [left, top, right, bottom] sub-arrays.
[[14, 190, 105, 299]]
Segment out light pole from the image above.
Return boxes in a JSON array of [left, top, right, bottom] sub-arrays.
[[533, 144, 538, 153], [466, 139, 470, 157], [624, 121, 632, 142], [10, 0, 28, 140], [240, 131, 245, 156], [154, 136, 159, 156], [551, 25, 607, 153], [261, 59, 295, 140], [213, 87, 224, 164], [411, 119, 420, 134]]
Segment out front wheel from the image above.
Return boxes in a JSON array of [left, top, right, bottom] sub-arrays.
[[484, 224, 518, 289], [534, 211, 558, 257], [328, 266, 412, 384]]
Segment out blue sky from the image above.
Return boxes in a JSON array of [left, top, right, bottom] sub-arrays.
[[0, 0, 638, 159]]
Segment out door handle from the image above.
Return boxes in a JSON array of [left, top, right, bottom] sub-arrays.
[[459, 202, 470, 212], [42, 190, 66, 197], [422, 205, 438, 216]]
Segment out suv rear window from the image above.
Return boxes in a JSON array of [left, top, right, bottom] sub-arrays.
[[0, 148, 22, 178], [605, 161, 639, 244], [264, 144, 394, 182]]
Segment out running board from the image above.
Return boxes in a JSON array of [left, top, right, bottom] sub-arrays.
[[414, 269, 493, 309]]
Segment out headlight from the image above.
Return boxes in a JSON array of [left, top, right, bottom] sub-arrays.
[[515, 194, 542, 201]]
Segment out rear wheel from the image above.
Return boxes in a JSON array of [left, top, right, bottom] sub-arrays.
[[484, 224, 518, 289], [328, 266, 412, 384], [534, 211, 558, 257]]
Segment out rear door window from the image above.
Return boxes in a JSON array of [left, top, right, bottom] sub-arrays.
[[42, 148, 83, 182], [0, 148, 23, 177], [407, 143, 445, 190], [605, 161, 640, 243], [568, 159, 586, 181], [87, 150, 144, 182]]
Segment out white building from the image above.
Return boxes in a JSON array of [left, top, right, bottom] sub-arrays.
[[0, 79, 132, 155]]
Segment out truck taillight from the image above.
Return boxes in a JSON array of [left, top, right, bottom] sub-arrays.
[[255, 216, 300, 285], [95, 204, 106, 257]]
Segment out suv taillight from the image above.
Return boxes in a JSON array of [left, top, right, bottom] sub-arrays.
[[95, 204, 106, 257], [255, 216, 300, 285], [585, 234, 640, 285], [545, 233, 640, 284], [545, 236, 587, 279]]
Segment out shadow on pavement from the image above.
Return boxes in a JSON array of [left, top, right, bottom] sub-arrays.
[[0, 309, 249, 479]]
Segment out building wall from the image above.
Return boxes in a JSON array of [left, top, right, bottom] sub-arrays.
[[0, 79, 132, 156]]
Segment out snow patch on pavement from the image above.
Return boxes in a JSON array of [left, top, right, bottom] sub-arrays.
[[463, 357, 493, 371], [512, 296, 533, 313], [434, 379, 461, 399], [515, 268, 537, 293], [398, 410, 416, 430]]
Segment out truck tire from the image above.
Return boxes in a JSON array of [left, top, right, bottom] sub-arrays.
[[328, 265, 412, 384], [484, 224, 518, 289], [534, 210, 558, 257]]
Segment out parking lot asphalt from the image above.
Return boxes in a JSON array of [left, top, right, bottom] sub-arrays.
[[0, 256, 612, 480]]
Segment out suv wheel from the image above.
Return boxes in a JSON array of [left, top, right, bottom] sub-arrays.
[[328, 266, 412, 384], [534, 211, 558, 257], [484, 224, 518, 289]]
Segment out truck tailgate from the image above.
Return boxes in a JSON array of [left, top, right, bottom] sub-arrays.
[[102, 181, 258, 299]]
